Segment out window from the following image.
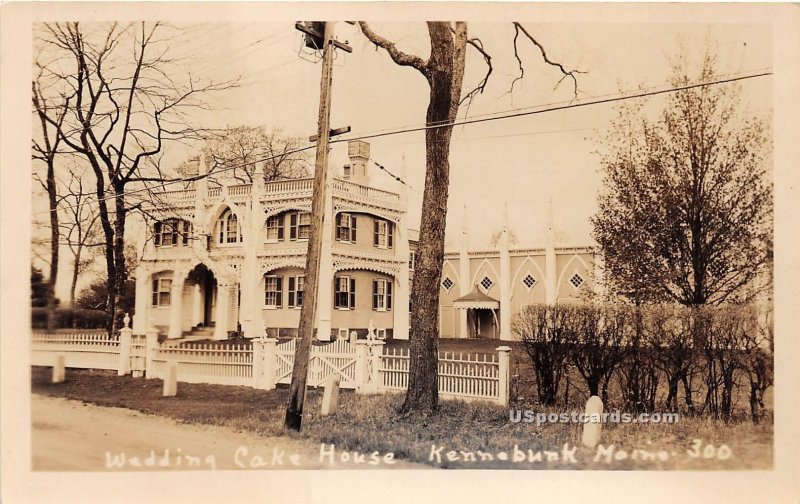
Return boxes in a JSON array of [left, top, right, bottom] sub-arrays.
[[217, 209, 242, 244], [409, 251, 416, 271], [570, 273, 585, 289], [151, 278, 172, 307], [264, 275, 283, 308], [334, 275, 356, 309], [372, 278, 393, 311], [373, 219, 393, 249], [289, 212, 311, 240], [288, 275, 305, 308], [522, 274, 536, 289], [266, 214, 284, 241], [336, 213, 357, 243], [480, 276, 494, 291], [441, 277, 454, 291], [343, 164, 351, 178], [154, 219, 192, 247]]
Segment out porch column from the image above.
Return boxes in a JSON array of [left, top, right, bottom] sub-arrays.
[[167, 277, 185, 339], [242, 165, 264, 339], [213, 282, 230, 340], [192, 284, 202, 327], [133, 266, 150, 334]]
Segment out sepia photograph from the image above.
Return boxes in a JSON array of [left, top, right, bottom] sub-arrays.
[[2, 2, 799, 503]]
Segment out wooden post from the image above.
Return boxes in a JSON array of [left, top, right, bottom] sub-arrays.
[[285, 22, 337, 431], [118, 315, 132, 376], [144, 329, 159, 379], [52, 354, 66, 384], [582, 396, 604, 448], [496, 346, 512, 407], [354, 340, 368, 394], [321, 375, 340, 416], [163, 360, 178, 397]]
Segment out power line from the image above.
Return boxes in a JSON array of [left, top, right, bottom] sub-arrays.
[[330, 71, 773, 145], [34, 71, 772, 217]]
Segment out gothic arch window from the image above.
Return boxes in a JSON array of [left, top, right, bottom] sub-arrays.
[[217, 208, 242, 244]]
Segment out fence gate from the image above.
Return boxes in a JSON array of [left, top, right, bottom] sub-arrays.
[[275, 339, 358, 389]]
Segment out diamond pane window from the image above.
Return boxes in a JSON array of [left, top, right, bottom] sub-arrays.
[[522, 274, 536, 289], [480, 276, 493, 291], [441, 277, 454, 291], [570, 273, 584, 289]]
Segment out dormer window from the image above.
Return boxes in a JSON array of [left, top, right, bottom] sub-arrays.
[[373, 219, 393, 249], [217, 209, 242, 244], [289, 212, 311, 241], [336, 213, 357, 243]]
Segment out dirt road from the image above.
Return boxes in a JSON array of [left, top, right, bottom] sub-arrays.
[[32, 394, 423, 471]]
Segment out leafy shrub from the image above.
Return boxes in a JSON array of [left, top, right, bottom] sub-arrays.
[[31, 307, 108, 329]]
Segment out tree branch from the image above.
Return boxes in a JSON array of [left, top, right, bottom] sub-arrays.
[[511, 22, 585, 98], [358, 22, 429, 76]]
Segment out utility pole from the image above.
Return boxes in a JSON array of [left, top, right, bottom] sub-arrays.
[[284, 22, 351, 431]]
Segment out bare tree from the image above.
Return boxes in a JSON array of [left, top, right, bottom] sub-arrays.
[[514, 303, 575, 406], [568, 304, 628, 404], [34, 22, 237, 334], [358, 21, 581, 415], [32, 67, 71, 330], [59, 168, 104, 307], [648, 304, 698, 413], [202, 125, 310, 184]]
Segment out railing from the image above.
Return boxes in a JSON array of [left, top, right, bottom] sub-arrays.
[[333, 178, 400, 206], [264, 178, 313, 194], [208, 186, 221, 198], [30, 332, 510, 405], [150, 341, 253, 386], [380, 348, 502, 402], [152, 188, 196, 207], [31, 332, 120, 371], [228, 184, 252, 197]]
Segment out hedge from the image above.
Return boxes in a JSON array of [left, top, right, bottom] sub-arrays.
[[31, 307, 109, 329]]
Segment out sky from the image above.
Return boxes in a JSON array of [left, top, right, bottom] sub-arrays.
[[31, 20, 774, 300], [177, 21, 772, 246]]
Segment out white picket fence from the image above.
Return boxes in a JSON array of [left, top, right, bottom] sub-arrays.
[[150, 341, 254, 386], [275, 338, 359, 388], [31, 332, 120, 371], [31, 329, 512, 405], [381, 349, 503, 402]]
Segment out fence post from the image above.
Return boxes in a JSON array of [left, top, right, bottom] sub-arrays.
[[118, 314, 132, 376], [354, 340, 368, 394], [253, 337, 278, 390], [144, 328, 159, 379], [496, 346, 512, 407], [366, 340, 385, 394]]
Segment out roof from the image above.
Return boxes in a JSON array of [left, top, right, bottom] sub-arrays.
[[453, 286, 499, 310]]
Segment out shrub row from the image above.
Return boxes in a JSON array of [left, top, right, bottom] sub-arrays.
[[31, 307, 108, 330], [513, 303, 774, 423]]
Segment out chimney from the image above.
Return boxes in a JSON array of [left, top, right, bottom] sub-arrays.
[[346, 140, 370, 185]]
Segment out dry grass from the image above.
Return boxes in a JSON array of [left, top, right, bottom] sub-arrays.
[[31, 367, 772, 470]]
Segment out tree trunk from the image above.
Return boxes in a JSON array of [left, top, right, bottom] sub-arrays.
[[111, 183, 128, 334], [400, 23, 460, 415], [46, 159, 59, 331]]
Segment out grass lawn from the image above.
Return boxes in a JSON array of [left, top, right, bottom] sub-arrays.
[[31, 367, 772, 470]]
